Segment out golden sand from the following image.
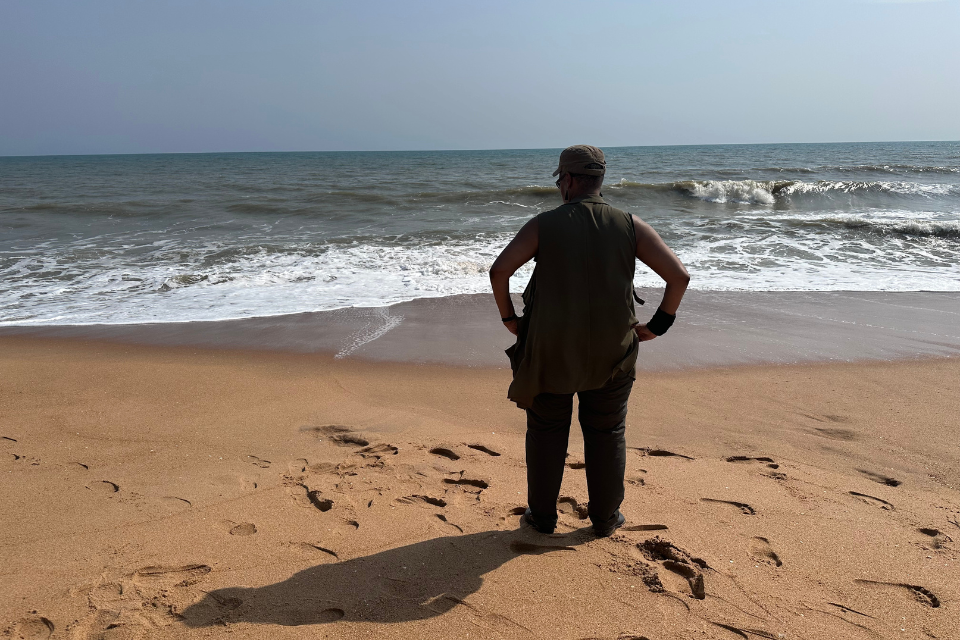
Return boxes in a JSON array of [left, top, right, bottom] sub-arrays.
[[1, 336, 958, 639]]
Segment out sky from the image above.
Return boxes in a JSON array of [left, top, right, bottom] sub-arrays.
[[1, 0, 958, 156]]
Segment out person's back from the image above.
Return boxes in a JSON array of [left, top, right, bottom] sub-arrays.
[[507, 195, 639, 407], [490, 145, 690, 537]]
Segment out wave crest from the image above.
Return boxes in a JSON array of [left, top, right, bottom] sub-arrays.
[[609, 178, 959, 205]]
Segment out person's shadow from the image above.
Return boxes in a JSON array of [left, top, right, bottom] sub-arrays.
[[181, 526, 593, 628]]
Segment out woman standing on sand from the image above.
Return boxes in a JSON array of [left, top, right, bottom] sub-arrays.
[[489, 144, 690, 538]]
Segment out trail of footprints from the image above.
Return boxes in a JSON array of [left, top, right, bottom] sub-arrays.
[[7, 427, 943, 636], [3, 434, 199, 519], [276, 425, 505, 547], [610, 446, 942, 630]]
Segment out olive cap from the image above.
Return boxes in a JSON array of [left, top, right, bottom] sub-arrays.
[[552, 144, 606, 177]]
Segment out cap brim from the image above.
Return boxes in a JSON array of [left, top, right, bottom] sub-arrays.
[[552, 168, 561, 177]]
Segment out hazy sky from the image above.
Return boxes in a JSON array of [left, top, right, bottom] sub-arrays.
[[2, 0, 958, 155]]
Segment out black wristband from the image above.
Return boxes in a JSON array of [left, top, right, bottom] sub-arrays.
[[646, 307, 676, 336], [502, 313, 519, 323]]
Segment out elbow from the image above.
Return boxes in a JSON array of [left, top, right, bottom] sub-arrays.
[[489, 265, 510, 281], [670, 270, 690, 288]]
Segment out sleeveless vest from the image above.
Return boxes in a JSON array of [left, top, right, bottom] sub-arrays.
[[506, 195, 639, 408]]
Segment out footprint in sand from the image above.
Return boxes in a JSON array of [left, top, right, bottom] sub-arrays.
[[308, 461, 339, 475], [301, 425, 370, 447], [557, 496, 589, 520], [243, 454, 271, 468], [155, 496, 192, 512], [359, 443, 398, 457], [623, 524, 669, 532], [228, 522, 257, 536], [857, 469, 902, 487], [306, 490, 335, 512], [632, 447, 694, 460], [855, 579, 940, 608], [749, 537, 783, 567], [435, 513, 464, 533], [917, 527, 953, 550], [827, 602, 874, 619], [726, 455, 779, 469], [396, 495, 447, 508], [284, 542, 339, 560], [289, 476, 343, 510], [134, 564, 212, 583], [510, 540, 576, 554], [849, 491, 894, 510], [467, 444, 501, 457], [429, 447, 460, 461], [811, 427, 859, 441], [443, 475, 489, 492], [700, 498, 756, 515], [86, 480, 119, 495], [639, 537, 709, 600], [709, 621, 778, 639], [802, 412, 851, 424], [288, 458, 308, 474], [499, 506, 527, 529], [6, 616, 55, 639]]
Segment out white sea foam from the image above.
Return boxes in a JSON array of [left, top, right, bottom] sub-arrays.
[[677, 180, 777, 205], [2, 222, 958, 326]]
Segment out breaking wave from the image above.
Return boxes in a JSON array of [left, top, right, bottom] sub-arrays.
[[607, 178, 960, 205]]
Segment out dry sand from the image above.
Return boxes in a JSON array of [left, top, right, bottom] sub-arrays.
[[2, 331, 959, 639]]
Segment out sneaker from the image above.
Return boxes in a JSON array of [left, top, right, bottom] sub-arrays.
[[522, 508, 556, 534], [593, 511, 625, 537]]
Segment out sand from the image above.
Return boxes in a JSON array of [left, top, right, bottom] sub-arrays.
[[2, 294, 959, 639]]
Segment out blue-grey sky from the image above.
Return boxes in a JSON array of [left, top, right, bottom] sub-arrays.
[[1, 0, 958, 155]]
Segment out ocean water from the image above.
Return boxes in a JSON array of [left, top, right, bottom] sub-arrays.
[[1, 142, 959, 325]]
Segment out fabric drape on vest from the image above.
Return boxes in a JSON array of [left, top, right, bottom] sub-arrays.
[[506, 195, 639, 409]]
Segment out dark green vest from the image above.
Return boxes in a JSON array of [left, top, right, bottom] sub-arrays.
[[507, 195, 639, 408]]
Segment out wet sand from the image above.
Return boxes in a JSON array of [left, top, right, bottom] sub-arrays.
[[2, 291, 959, 639], [3, 291, 959, 368]]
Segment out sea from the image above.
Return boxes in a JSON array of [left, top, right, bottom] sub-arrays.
[[1, 142, 959, 326]]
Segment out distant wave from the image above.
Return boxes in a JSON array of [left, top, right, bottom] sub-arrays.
[[833, 164, 960, 175], [608, 179, 960, 205], [827, 216, 960, 239], [752, 164, 959, 175], [13, 201, 157, 216]]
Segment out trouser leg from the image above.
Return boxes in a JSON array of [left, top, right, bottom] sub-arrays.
[[577, 374, 633, 530], [525, 391, 574, 527]]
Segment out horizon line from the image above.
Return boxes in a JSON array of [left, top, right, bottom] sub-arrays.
[[2, 138, 959, 160]]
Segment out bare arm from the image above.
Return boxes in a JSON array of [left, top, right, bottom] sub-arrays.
[[489, 217, 539, 335], [632, 214, 690, 339]]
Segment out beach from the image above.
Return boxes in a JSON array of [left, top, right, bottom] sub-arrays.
[[2, 292, 959, 639]]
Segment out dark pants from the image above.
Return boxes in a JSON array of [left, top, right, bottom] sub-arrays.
[[525, 373, 633, 531]]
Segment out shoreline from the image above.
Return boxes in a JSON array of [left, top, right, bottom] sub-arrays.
[[2, 290, 958, 370]]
